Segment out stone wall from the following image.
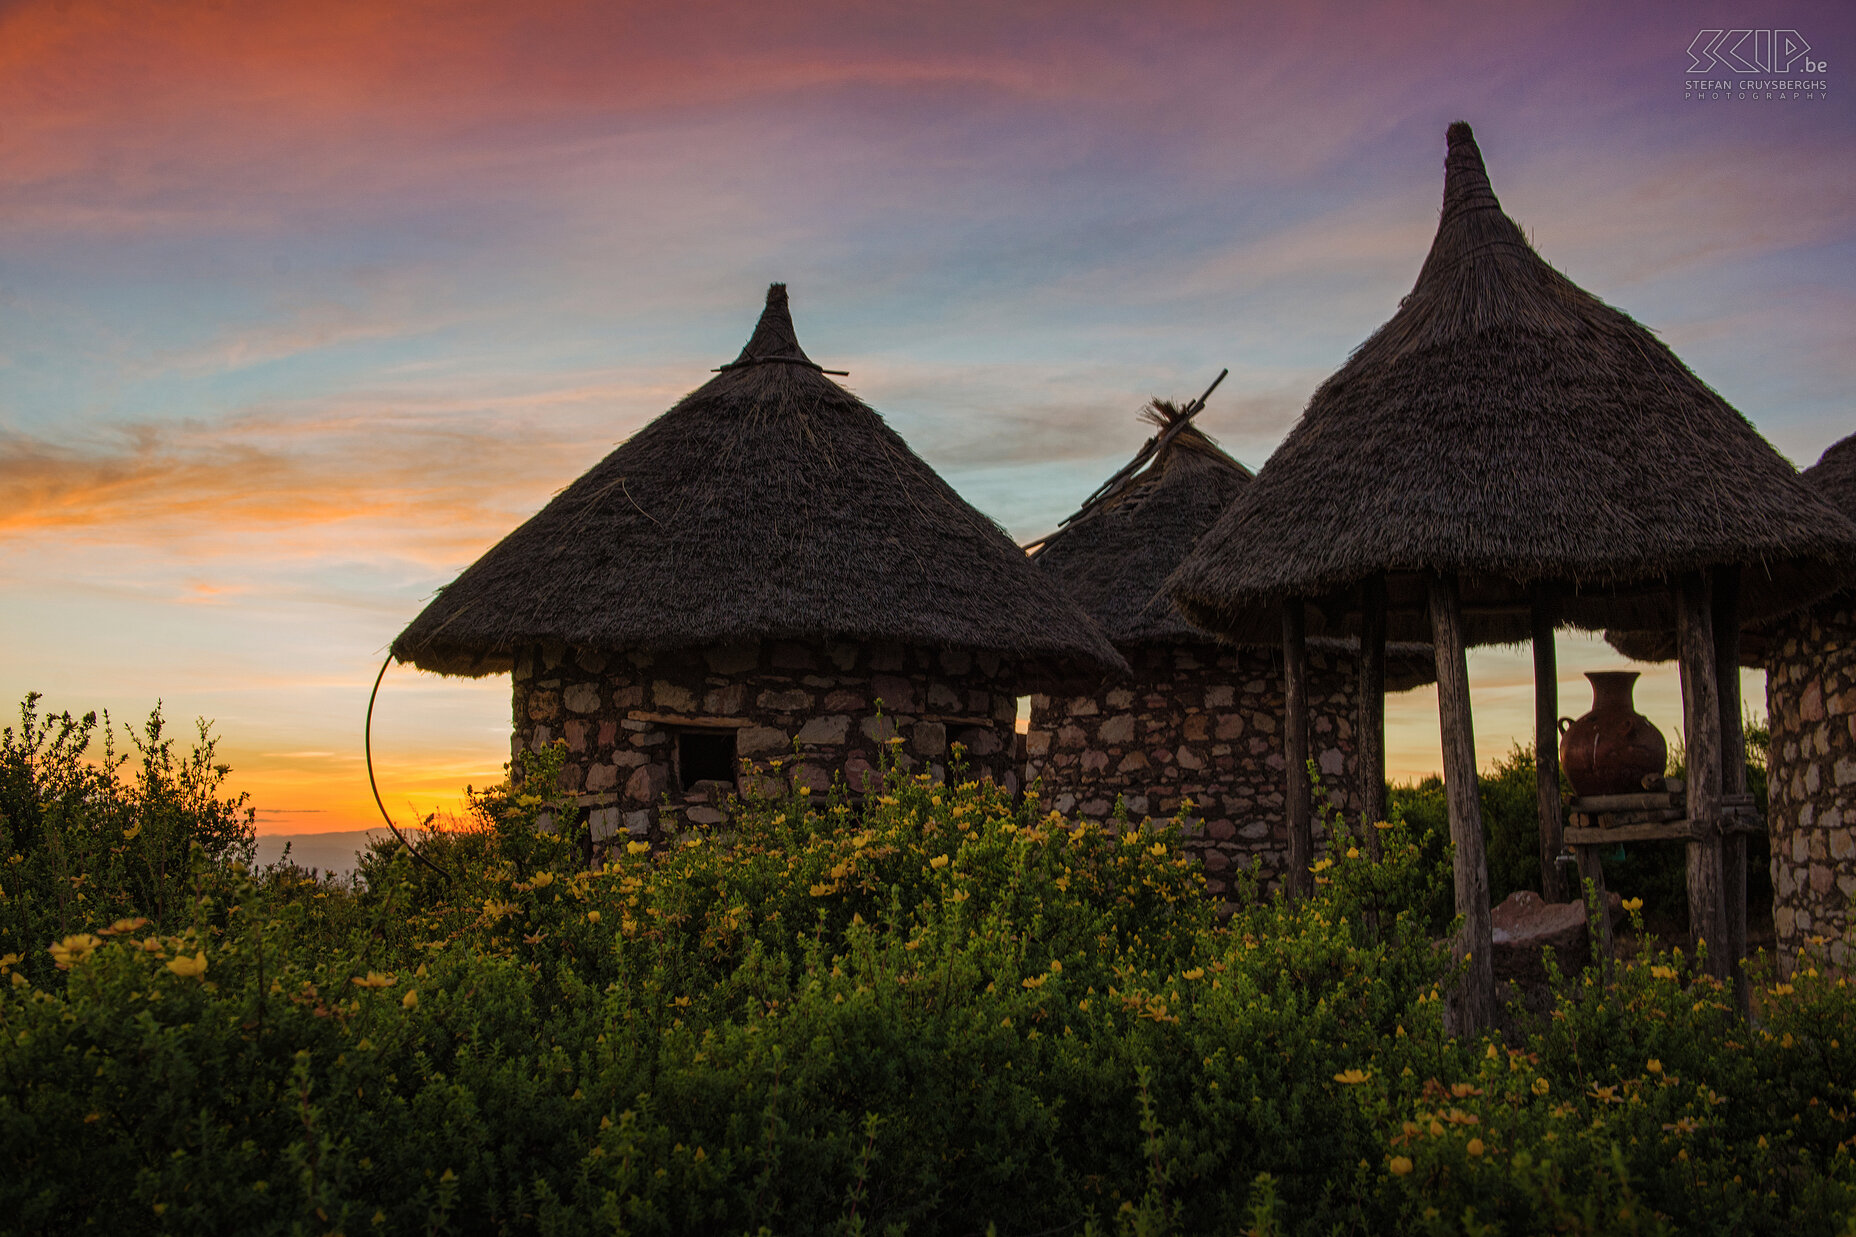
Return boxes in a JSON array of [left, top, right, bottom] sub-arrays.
[[509, 639, 1021, 855], [1024, 642, 1360, 902], [1766, 600, 1856, 972]]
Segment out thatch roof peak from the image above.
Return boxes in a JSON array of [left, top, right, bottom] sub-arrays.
[[724, 283, 820, 371], [1028, 390, 1252, 647], [1808, 433, 1856, 523], [1169, 123, 1856, 647], [392, 285, 1127, 681]]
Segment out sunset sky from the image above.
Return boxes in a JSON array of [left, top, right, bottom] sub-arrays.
[[3, 0, 1851, 840]]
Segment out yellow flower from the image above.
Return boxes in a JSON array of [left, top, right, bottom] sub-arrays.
[[1466, 1138, 1485, 1158], [102, 917, 149, 936], [1532, 1077, 1550, 1096], [808, 883, 836, 897], [1650, 965, 1677, 980], [1048, 959, 1062, 974], [1389, 1156, 1413, 1176], [165, 953, 208, 979], [1310, 858, 1334, 873], [930, 855, 950, 870], [401, 989, 419, 1009], [1622, 897, 1643, 912], [1149, 842, 1167, 857], [1345, 847, 1360, 859], [586, 911, 602, 924], [949, 889, 970, 903], [530, 872, 555, 889], [1770, 983, 1795, 996], [1022, 975, 1047, 990], [1646, 1058, 1663, 1074], [626, 840, 651, 856], [1332, 1069, 1371, 1085], [1182, 967, 1204, 981], [49, 934, 102, 970], [352, 972, 396, 989]]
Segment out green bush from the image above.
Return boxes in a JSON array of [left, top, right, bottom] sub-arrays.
[[1, 707, 1851, 1235]]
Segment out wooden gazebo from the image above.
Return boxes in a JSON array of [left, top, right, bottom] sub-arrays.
[[1170, 123, 1856, 1029]]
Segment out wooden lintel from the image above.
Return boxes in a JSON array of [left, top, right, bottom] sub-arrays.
[[627, 712, 750, 729]]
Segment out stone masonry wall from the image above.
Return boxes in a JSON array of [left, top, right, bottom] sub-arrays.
[[1024, 642, 1359, 903], [1766, 600, 1856, 973], [510, 639, 1020, 856]]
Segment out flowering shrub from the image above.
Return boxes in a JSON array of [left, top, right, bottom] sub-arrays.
[[0, 725, 1851, 1234]]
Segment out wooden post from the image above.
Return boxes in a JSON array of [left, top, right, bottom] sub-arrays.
[[1284, 599, 1312, 901], [1676, 572, 1730, 980], [1533, 586, 1565, 902], [1429, 573, 1496, 1032], [1714, 566, 1749, 1007], [1359, 574, 1388, 859]]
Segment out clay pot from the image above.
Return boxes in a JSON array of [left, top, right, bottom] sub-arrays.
[[1558, 672, 1666, 797]]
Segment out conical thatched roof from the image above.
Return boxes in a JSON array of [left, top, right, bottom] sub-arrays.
[[393, 285, 1127, 679], [1029, 397, 1254, 645], [1170, 122, 1856, 647], [1609, 430, 1856, 665], [1029, 397, 1436, 691]]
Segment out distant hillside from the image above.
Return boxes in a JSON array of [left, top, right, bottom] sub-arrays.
[[255, 830, 386, 878]]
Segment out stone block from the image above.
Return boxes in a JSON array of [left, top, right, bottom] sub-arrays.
[[1214, 714, 1245, 740], [928, 683, 962, 712], [652, 681, 696, 712], [527, 691, 560, 722], [795, 714, 852, 745], [1098, 713, 1135, 744], [1118, 751, 1150, 774], [828, 643, 861, 671], [1067, 697, 1100, 716], [1182, 714, 1211, 742], [614, 685, 645, 709], [1025, 729, 1052, 757], [757, 687, 813, 712], [1081, 749, 1110, 772], [824, 690, 866, 712], [588, 807, 621, 842], [871, 675, 918, 713], [585, 763, 618, 793], [564, 683, 602, 714], [1081, 798, 1112, 817], [624, 810, 652, 838], [860, 714, 899, 743], [624, 763, 667, 802], [1318, 748, 1346, 776], [939, 648, 973, 675], [613, 749, 647, 768], [912, 721, 947, 757], [1106, 688, 1135, 709], [1057, 724, 1087, 750], [685, 807, 725, 826], [1203, 849, 1231, 872], [1176, 745, 1205, 771], [1207, 819, 1236, 841], [955, 726, 1003, 756], [738, 726, 790, 757], [703, 684, 747, 715], [564, 719, 591, 753]]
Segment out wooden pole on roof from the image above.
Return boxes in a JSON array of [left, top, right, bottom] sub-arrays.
[[1430, 572, 1496, 1032], [1533, 585, 1566, 901], [1677, 572, 1731, 981], [1283, 599, 1313, 901], [1358, 574, 1388, 859], [1713, 565, 1749, 1010]]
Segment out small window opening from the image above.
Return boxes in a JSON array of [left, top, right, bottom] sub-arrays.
[[676, 729, 738, 791]]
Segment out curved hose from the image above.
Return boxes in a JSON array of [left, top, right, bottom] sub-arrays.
[[365, 651, 452, 881]]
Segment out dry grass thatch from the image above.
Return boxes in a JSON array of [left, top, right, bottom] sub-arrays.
[[1169, 123, 1856, 648], [392, 285, 1128, 680], [1029, 398, 1435, 690]]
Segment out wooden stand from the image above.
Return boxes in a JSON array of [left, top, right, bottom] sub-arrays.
[[1563, 783, 1759, 975]]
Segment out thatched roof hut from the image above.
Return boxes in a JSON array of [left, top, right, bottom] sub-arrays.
[[1022, 395, 1433, 897], [1166, 121, 1856, 1026], [1169, 124, 1856, 648], [394, 284, 1124, 680], [391, 285, 1125, 848]]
